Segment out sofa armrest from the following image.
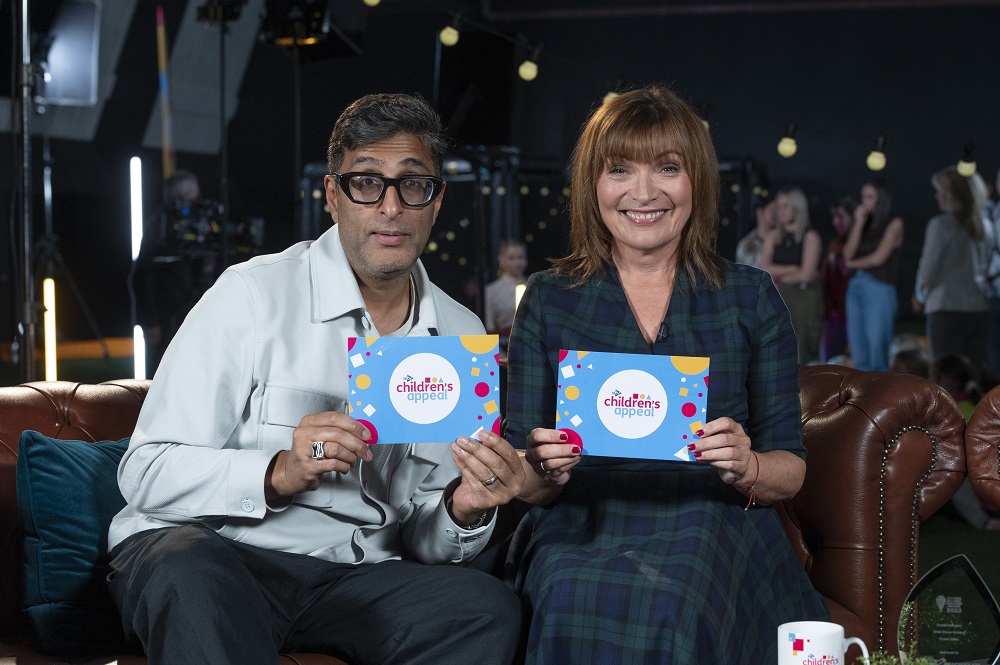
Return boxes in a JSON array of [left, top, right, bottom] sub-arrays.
[[0, 380, 150, 647], [966, 384, 1000, 510], [777, 365, 966, 657]]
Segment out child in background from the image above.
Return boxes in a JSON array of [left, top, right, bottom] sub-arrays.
[[932, 353, 1000, 530], [484, 238, 528, 335]]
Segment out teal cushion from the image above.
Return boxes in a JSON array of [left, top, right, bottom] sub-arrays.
[[16, 430, 130, 655]]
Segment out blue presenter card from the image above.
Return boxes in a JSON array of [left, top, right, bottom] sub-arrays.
[[556, 350, 710, 461], [347, 335, 501, 444]]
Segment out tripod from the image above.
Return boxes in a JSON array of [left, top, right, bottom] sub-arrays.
[[33, 109, 111, 361]]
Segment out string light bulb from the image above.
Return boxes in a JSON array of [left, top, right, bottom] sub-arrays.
[[866, 135, 887, 172], [439, 13, 462, 47], [518, 45, 542, 82], [603, 91, 619, 105], [362, 0, 381, 6], [957, 141, 977, 177], [776, 123, 797, 158]]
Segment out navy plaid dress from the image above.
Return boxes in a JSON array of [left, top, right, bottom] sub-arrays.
[[501, 263, 830, 664]]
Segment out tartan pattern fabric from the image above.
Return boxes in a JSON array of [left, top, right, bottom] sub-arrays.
[[501, 263, 830, 664]]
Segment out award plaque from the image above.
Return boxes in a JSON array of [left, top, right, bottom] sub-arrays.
[[899, 554, 1000, 664]]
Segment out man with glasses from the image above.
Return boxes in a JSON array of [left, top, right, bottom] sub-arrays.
[[107, 93, 524, 665]]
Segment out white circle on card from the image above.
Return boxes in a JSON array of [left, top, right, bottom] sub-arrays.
[[389, 353, 461, 424], [596, 369, 668, 439]]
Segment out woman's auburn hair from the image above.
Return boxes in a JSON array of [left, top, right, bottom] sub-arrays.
[[552, 85, 725, 289]]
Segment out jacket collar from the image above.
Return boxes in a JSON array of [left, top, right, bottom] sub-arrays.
[[311, 224, 439, 335]]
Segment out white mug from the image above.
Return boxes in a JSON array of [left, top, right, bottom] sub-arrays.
[[777, 621, 870, 665]]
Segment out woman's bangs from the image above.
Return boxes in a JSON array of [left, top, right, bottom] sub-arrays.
[[598, 121, 685, 167]]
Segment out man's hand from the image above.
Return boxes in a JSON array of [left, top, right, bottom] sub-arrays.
[[265, 412, 373, 501], [448, 431, 525, 526]]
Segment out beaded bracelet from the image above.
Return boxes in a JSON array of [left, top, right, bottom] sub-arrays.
[[741, 450, 759, 511]]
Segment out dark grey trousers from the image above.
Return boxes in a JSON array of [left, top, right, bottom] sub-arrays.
[[108, 525, 520, 665]]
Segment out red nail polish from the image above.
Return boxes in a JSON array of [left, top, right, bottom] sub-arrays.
[[559, 432, 568, 442], [572, 446, 581, 454], [696, 429, 704, 437], [693, 451, 702, 459], [687, 443, 696, 451]]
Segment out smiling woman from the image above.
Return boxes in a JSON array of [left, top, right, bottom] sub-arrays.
[[501, 85, 829, 664]]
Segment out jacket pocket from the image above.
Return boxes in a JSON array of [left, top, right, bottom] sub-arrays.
[[258, 383, 346, 507]]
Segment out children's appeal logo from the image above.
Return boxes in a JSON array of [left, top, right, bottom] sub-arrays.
[[388, 352, 461, 424], [595, 369, 667, 438], [787, 632, 839, 665]]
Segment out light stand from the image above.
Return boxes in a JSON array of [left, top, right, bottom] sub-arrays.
[[16, 0, 37, 382], [33, 103, 111, 361], [197, 0, 247, 272]]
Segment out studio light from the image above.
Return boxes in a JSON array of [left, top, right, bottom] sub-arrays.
[[776, 123, 797, 158], [130, 156, 146, 380], [43, 278, 57, 381], [515, 284, 526, 311], [866, 135, 887, 172]]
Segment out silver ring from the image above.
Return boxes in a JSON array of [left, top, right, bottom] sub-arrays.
[[539, 460, 547, 472], [483, 475, 499, 486], [311, 441, 325, 459]]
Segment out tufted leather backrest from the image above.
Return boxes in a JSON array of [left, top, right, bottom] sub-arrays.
[[0, 380, 150, 645], [966, 384, 1000, 518], [778, 365, 966, 657]]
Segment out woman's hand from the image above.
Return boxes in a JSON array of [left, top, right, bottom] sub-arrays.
[[689, 417, 806, 504], [518, 428, 582, 503], [525, 428, 582, 484], [688, 417, 756, 488]]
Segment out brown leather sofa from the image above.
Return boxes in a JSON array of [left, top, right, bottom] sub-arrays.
[[0, 365, 967, 663], [778, 365, 966, 659], [965, 382, 1000, 528]]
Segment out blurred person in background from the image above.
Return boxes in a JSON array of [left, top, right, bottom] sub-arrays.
[[735, 197, 775, 268], [913, 166, 992, 381], [843, 178, 904, 371], [760, 187, 823, 364], [819, 197, 855, 362]]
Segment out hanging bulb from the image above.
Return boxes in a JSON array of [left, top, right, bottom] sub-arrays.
[[439, 25, 459, 46], [776, 123, 797, 158], [362, 0, 381, 6], [957, 141, 977, 177], [866, 135, 887, 172], [518, 45, 542, 82], [518, 59, 538, 81], [602, 91, 619, 105], [439, 13, 461, 46]]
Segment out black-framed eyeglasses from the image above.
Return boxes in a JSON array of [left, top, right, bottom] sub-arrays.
[[333, 172, 444, 207]]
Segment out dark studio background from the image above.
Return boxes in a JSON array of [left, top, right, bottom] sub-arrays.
[[1, 0, 999, 373]]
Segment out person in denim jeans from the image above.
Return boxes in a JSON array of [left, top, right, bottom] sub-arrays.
[[843, 179, 904, 371]]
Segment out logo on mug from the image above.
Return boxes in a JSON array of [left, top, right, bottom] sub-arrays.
[[786, 632, 840, 665]]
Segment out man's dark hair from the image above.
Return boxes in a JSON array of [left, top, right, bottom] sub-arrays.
[[326, 93, 449, 176]]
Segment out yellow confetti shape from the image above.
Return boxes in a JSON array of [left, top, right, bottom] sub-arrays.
[[679, 387, 689, 396], [471, 367, 481, 376], [689, 421, 704, 434], [484, 400, 498, 415]]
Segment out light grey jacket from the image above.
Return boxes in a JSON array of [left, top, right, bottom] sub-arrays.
[[916, 213, 992, 314], [109, 225, 493, 564]]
